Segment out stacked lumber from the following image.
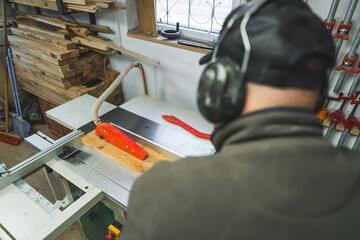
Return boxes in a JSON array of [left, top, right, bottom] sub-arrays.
[[8, 0, 123, 13], [9, 15, 124, 106], [13, 12, 160, 66]]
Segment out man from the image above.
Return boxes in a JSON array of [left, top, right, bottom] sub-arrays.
[[122, 0, 360, 239]]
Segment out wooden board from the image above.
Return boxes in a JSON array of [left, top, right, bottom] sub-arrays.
[[11, 49, 77, 79], [77, 23, 113, 34], [80, 131, 173, 174], [13, 58, 76, 82], [11, 27, 76, 50], [73, 36, 109, 51], [9, 0, 58, 10], [15, 16, 74, 38], [86, 36, 160, 66], [8, 35, 79, 63], [25, 13, 78, 29], [17, 68, 121, 105], [136, 0, 157, 37]]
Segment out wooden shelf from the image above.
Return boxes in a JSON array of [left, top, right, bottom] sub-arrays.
[[127, 30, 212, 54]]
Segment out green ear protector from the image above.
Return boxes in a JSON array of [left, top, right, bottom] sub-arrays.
[[197, 0, 270, 123]]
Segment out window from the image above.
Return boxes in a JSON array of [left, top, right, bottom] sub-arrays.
[[156, 0, 245, 42]]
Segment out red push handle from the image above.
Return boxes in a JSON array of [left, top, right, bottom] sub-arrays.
[[162, 115, 211, 140]]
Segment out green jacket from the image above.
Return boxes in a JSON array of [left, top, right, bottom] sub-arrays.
[[122, 109, 360, 240]]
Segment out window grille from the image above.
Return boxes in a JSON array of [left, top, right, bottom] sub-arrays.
[[156, 0, 235, 33]]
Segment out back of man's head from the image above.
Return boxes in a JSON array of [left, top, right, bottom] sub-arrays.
[[197, 0, 335, 123]]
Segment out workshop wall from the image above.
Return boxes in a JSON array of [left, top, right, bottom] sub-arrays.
[[308, 0, 360, 148], [36, 0, 360, 148]]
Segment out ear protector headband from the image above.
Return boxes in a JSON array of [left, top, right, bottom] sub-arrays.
[[197, 0, 269, 123]]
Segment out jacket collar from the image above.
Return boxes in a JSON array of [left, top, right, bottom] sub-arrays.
[[211, 107, 322, 151]]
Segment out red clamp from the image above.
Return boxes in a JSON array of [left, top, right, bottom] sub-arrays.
[[351, 91, 360, 104], [162, 115, 211, 140], [335, 53, 358, 73], [344, 115, 358, 129], [333, 21, 353, 40], [324, 18, 336, 33], [329, 109, 345, 125], [95, 123, 148, 160], [352, 61, 360, 74]]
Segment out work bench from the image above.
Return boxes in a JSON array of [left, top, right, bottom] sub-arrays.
[[0, 94, 214, 239]]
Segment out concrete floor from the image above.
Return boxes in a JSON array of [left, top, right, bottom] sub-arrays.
[[0, 123, 86, 239]]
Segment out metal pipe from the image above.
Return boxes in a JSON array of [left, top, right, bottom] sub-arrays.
[[353, 135, 360, 150], [336, 128, 350, 147], [92, 62, 149, 124], [326, 0, 340, 23], [334, 38, 343, 59], [343, 0, 359, 25], [348, 28, 360, 58], [333, 70, 347, 93], [348, 73, 360, 96], [324, 124, 336, 141]]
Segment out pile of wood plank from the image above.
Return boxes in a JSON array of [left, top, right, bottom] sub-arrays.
[[9, 0, 122, 13], [9, 13, 124, 106], [13, 12, 160, 66]]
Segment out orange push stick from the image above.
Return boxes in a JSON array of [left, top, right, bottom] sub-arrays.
[[95, 123, 148, 160], [162, 115, 211, 140]]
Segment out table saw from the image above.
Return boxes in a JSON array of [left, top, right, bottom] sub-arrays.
[[0, 94, 215, 240]]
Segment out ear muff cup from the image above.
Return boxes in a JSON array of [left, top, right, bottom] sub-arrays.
[[197, 57, 246, 123]]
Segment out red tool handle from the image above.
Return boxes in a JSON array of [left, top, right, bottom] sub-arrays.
[[95, 123, 148, 160], [162, 115, 211, 140]]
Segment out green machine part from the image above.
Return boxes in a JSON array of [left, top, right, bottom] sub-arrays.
[[69, 182, 115, 240]]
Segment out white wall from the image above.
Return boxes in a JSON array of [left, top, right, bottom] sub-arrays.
[[81, 1, 207, 113]]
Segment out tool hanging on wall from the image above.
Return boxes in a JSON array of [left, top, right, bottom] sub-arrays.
[[162, 115, 211, 140], [324, 0, 340, 33], [333, 27, 360, 93], [92, 62, 149, 160], [333, 0, 358, 58], [336, 91, 360, 147], [323, 93, 351, 141], [317, 96, 340, 120]]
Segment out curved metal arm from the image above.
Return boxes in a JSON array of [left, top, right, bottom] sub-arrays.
[[92, 62, 148, 124]]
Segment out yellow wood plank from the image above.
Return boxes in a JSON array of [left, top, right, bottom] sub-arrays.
[[8, 35, 79, 62], [11, 27, 76, 50]]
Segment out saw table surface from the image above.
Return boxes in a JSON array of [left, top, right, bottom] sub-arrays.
[[46, 94, 214, 138]]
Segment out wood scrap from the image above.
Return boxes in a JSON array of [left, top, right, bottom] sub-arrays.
[[68, 27, 90, 37], [11, 27, 76, 50], [72, 36, 109, 51]]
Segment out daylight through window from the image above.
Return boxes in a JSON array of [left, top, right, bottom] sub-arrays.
[[156, 0, 234, 33]]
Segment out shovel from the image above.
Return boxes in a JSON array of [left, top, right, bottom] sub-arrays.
[[6, 49, 31, 138]]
